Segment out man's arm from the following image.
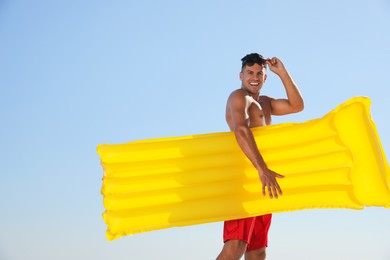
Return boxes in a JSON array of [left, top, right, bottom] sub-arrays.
[[227, 90, 284, 198], [266, 57, 304, 115]]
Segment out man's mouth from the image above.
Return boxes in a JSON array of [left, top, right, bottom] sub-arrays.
[[249, 82, 259, 86]]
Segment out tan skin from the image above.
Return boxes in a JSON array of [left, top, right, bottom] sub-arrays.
[[217, 57, 304, 260]]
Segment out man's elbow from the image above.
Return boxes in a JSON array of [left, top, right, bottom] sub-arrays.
[[291, 100, 304, 113], [233, 125, 251, 137]]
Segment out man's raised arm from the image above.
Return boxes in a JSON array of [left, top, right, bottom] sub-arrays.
[[266, 57, 304, 115]]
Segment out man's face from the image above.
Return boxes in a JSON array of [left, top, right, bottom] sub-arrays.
[[240, 63, 267, 95]]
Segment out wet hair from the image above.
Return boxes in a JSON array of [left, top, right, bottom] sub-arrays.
[[241, 53, 267, 71]]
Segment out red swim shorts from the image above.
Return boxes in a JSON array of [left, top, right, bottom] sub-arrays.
[[223, 214, 272, 251]]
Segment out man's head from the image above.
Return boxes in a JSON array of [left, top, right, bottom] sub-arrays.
[[241, 53, 267, 71], [240, 53, 267, 95]]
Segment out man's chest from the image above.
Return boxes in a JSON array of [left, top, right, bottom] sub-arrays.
[[247, 101, 269, 127]]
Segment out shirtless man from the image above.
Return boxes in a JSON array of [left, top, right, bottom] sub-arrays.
[[216, 53, 304, 260]]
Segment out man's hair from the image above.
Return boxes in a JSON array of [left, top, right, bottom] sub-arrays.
[[241, 53, 267, 71]]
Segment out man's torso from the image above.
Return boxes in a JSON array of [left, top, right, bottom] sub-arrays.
[[226, 89, 272, 130]]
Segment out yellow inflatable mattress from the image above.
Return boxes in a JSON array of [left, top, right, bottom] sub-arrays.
[[97, 97, 390, 240]]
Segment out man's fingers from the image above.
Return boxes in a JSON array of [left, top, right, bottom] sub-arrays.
[[266, 57, 276, 65], [269, 170, 284, 178], [260, 172, 283, 198], [271, 182, 283, 199], [276, 182, 283, 195], [271, 186, 278, 199], [268, 186, 273, 199]]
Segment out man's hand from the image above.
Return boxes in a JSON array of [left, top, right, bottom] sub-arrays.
[[266, 57, 287, 76], [258, 168, 284, 199]]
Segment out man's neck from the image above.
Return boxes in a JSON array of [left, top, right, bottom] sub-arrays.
[[242, 88, 260, 100]]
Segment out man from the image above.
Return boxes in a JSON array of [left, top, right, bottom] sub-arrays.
[[216, 53, 304, 260]]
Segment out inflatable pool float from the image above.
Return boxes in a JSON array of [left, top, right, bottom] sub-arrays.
[[97, 97, 390, 240]]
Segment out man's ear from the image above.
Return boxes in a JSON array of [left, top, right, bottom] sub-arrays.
[[239, 71, 243, 81], [264, 73, 267, 82]]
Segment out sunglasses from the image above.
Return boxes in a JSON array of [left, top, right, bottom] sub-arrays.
[[242, 58, 267, 68]]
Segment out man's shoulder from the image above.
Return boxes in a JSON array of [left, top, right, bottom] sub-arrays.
[[259, 95, 275, 104], [228, 89, 247, 100], [230, 88, 246, 95], [259, 95, 273, 101]]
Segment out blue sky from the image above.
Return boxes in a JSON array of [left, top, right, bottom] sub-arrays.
[[1, 0, 389, 259]]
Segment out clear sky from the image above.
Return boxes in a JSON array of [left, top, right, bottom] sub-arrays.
[[1, 0, 390, 259]]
